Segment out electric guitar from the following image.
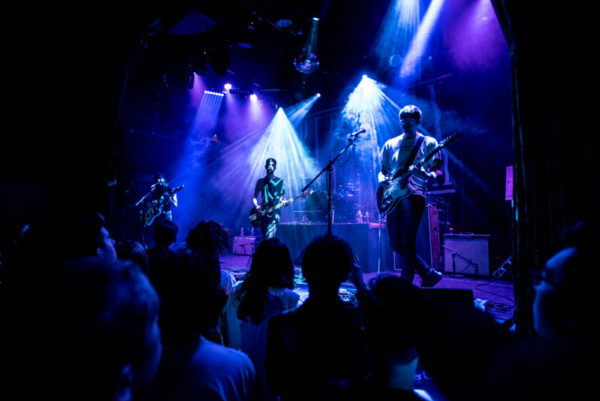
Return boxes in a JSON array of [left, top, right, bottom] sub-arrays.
[[249, 190, 315, 227], [376, 133, 459, 215], [143, 185, 184, 227]]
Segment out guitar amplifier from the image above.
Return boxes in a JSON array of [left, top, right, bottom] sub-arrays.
[[443, 234, 490, 276], [233, 236, 257, 255]]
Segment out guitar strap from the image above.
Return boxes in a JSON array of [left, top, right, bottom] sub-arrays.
[[402, 135, 425, 174]]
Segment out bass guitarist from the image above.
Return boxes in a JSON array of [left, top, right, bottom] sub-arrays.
[[253, 158, 285, 240], [378, 105, 443, 287]]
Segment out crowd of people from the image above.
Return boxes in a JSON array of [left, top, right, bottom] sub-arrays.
[[0, 209, 597, 401]]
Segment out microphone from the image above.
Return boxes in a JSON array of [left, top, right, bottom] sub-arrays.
[[347, 128, 366, 140]]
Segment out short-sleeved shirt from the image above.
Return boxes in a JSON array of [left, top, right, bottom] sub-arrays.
[[254, 176, 285, 207], [380, 132, 441, 198]]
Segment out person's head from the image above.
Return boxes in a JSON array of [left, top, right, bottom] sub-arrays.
[[399, 105, 422, 132], [15, 256, 162, 400], [238, 238, 295, 323], [532, 220, 598, 340], [153, 173, 167, 186], [365, 276, 430, 372], [185, 220, 230, 257], [152, 219, 178, 248], [265, 158, 277, 175], [158, 249, 226, 345], [248, 237, 295, 289], [60, 212, 117, 262], [301, 234, 354, 295], [116, 240, 149, 274]]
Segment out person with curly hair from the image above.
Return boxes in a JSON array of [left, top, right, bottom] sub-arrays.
[[186, 220, 237, 343]]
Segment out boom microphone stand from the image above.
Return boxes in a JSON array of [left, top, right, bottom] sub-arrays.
[[302, 128, 366, 235]]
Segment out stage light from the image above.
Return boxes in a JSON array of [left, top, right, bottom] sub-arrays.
[[400, 0, 447, 79], [373, 0, 420, 70], [250, 93, 258, 102], [204, 90, 224, 97], [285, 93, 322, 126], [294, 17, 320, 75], [275, 18, 293, 28], [224, 83, 232, 91]]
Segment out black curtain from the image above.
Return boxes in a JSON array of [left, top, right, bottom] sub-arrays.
[[491, 1, 600, 337]]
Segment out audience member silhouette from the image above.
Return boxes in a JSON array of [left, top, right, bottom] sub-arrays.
[[116, 239, 149, 273], [1, 256, 162, 401], [186, 220, 237, 295], [414, 286, 518, 401], [223, 237, 299, 401], [146, 219, 179, 301], [148, 218, 178, 256], [0, 211, 119, 289], [344, 275, 434, 401], [186, 220, 237, 343], [265, 234, 370, 401], [142, 248, 256, 401], [481, 218, 599, 400]]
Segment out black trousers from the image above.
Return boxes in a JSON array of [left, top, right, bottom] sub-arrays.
[[260, 213, 280, 241], [386, 194, 430, 282]]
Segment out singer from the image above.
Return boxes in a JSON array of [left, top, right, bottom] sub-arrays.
[[377, 105, 444, 287], [135, 173, 179, 247]]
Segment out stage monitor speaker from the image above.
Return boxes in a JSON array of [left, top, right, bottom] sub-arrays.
[[233, 236, 257, 255], [443, 233, 490, 276], [416, 204, 441, 271]]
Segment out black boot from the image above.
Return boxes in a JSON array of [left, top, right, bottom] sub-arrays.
[[421, 269, 442, 287]]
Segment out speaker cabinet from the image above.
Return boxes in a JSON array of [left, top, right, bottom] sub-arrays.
[[443, 234, 490, 276], [232, 236, 257, 255]]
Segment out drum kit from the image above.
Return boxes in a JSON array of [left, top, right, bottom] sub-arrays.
[[295, 181, 361, 223]]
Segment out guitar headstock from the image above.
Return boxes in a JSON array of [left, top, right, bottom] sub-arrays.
[[439, 133, 460, 148]]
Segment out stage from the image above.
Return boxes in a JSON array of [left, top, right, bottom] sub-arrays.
[[220, 253, 515, 323]]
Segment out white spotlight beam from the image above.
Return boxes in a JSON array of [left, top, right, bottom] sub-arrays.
[[399, 0, 447, 79]]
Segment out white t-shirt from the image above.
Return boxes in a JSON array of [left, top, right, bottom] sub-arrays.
[[380, 132, 441, 197]]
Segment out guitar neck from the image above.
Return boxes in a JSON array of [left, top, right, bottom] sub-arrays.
[[264, 190, 311, 212]]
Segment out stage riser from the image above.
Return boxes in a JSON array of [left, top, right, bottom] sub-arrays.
[[277, 223, 391, 272]]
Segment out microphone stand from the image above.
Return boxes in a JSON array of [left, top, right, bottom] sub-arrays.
[[302, 129, 365, 235]]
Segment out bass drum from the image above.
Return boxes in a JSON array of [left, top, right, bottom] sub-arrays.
[[304, 191, 328, 222]]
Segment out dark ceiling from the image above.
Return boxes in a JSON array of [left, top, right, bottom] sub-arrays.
[[120, 0, 392, 105]]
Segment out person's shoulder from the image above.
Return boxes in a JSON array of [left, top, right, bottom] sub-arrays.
[[195, 340, 256, 377], [383, 135, 402, 147], [270, 287, 301, 303], [268, 302, 303, 325], [421, 133, 439, 146], [202, 337, 253, 363], [269, 287, 298, 296]]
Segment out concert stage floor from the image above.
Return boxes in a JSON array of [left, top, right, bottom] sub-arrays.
[[220, 254, 515, 323]]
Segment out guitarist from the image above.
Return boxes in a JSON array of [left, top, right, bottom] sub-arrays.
[[145, 173, 178, 222], [378, 105, 443, 287], [253, 158, 285, 240]]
